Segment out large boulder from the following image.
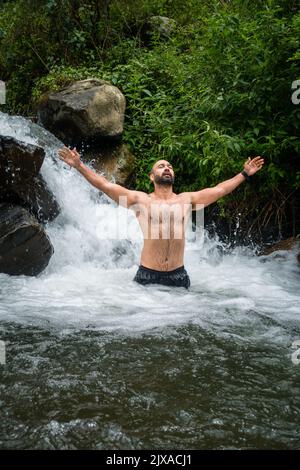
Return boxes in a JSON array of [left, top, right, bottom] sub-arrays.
[[0, 203, 54, 276], [0, 135, 60, 222], [37, 79, 126, 144]]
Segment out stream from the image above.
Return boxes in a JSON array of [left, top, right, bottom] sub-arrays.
[[0, 111, 299, 449]]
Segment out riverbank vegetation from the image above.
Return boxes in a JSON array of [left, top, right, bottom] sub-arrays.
[[0, 0, 299, 242]]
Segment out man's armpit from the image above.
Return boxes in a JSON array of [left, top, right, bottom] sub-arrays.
[[127, 191, 148, 210]]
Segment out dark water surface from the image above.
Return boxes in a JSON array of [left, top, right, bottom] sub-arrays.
[[1, 318, 299, 449]]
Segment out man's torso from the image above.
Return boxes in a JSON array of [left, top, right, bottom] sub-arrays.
[[133, 192, 192, 271]]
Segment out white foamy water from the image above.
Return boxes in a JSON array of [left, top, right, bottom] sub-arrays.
[[0, 112, 299, 339]]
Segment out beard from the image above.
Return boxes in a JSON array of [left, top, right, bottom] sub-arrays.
[[154, 174, 175, 186]]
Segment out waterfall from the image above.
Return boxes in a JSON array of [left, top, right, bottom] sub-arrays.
[[0, 111, 299, 334]]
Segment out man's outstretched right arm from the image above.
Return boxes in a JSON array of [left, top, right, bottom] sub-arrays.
[[58, 146, 144, 209]]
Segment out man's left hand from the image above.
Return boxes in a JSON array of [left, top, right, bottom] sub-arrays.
[[244, 156, 264, 176]]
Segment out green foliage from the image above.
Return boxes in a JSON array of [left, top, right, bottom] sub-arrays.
[[1, 0, 300, 234]]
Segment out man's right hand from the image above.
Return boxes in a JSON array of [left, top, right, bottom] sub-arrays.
[[58, 146, 81, 169]]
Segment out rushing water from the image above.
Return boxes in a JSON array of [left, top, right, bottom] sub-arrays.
[[0, 112, 300, 449]]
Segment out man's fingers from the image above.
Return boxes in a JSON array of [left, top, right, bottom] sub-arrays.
[[71, 147, 80, 157], [59, 146, 72, 154], [59, 146, 69, 155], [59, 146, 79, 163], [248, 156, 264, 166], [58, 149, 72, 159], [58, 150, 69, 161]]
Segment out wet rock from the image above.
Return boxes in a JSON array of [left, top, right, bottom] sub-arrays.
[[259, 236, 300, 263], [12, 175, 60, 223], [37, 79, 126, 145], [0, 135, 44, 182], [84, 143, 135, 186], [0, 203, 54, 276], [0, 135, 60, 222], [260, 236, 300, 255]]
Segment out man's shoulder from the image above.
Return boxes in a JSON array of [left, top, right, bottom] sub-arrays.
[[136, 190, 151, 199], [176, 191, 193, 203], [131, 190, 151, 204]]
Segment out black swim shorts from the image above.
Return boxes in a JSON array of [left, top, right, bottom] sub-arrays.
[[134, 265, 191, 289]]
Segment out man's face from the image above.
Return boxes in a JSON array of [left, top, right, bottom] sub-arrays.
[[150, 160, 175, 186]]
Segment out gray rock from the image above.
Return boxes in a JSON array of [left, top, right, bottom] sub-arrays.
[[0, 135, 44, 182], [12, 175, 60, 223], [147, 16, 177, 38], [0, 135, 60, 222], [37, 79, 126, 144], [141, 16, 177, 42], [0, 203, 54, 276], [259, 236, 300, 264], [260, 236, 300, 255]]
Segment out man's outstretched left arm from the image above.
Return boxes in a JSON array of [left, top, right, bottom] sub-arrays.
[[185, 156, 264, 209]]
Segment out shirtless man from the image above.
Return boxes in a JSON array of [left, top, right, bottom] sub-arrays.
[[58, 146, 264, 288]]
